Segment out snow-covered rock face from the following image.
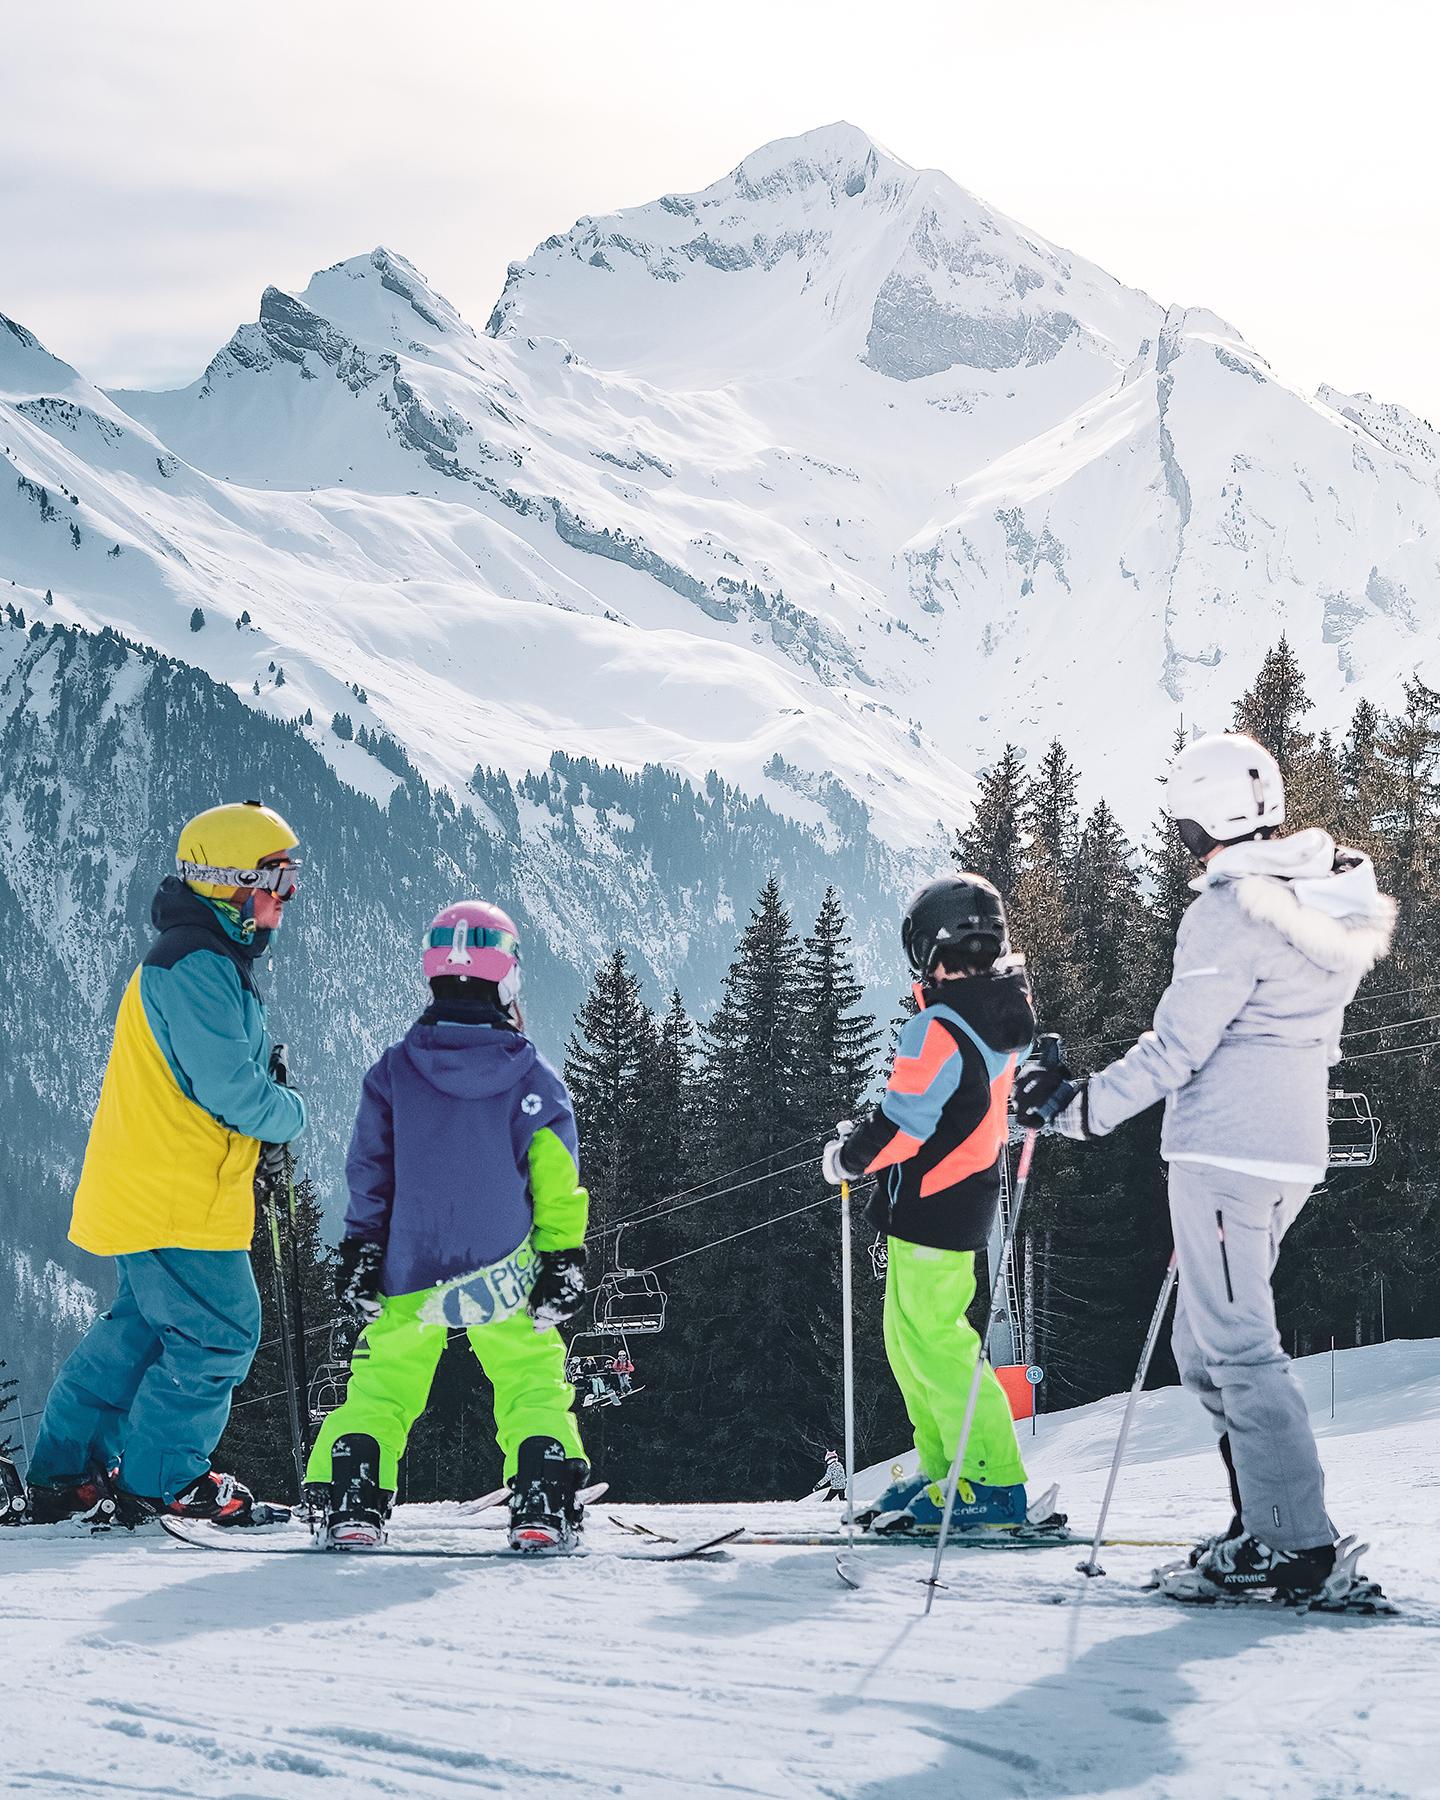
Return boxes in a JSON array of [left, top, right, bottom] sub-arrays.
[[4, 120, 1440, 848]]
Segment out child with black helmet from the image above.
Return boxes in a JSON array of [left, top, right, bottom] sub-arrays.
[[821, 873, 1037, 1535]]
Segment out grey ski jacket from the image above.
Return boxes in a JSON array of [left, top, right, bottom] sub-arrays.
[[1068, 831, 1395, 1169]]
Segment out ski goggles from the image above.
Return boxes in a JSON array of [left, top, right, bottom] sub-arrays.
[[177, 856, 302, 899], [423, 924, 520, 960]]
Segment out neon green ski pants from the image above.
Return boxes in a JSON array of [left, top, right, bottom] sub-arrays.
[[305, 1287, 584, 1490], [884, 1239, 1027, 1488]]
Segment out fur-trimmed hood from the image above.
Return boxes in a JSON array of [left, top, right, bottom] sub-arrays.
[[1198, 829, 1396, 978]]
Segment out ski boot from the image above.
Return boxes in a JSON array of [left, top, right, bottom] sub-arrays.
[[115, 1469, 259, 1528], [319, 1434, 393, 1549], [1186, 1512, 1244, 1568], [0, 1455, 29, 1523], [1186, 1531, 1336, 1600], [856, 1463, 926, 1530], [875, 1477, 1028, 1536], [17, 1466, 120, 1528], [508, 1436, 584, 1551]]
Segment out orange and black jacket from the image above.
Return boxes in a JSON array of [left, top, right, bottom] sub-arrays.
[[837, 967, 1034, 1252]]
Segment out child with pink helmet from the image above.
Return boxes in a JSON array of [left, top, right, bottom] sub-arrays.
[[306, 899, 591, 1551]]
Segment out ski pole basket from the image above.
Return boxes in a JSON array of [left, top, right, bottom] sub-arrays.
[[1327, 1089, 1380, 1168], [595, 1267, 668, 1333]]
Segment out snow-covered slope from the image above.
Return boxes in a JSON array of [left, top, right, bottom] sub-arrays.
[[4, 1338, 1435, 1798], [6, 123, 1440, 845]]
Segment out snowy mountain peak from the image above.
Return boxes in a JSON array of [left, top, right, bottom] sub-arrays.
[[487, 124, 1160, 387], [0, 314, 87, 403], [727, 120, 905, 202], [297, 247, 475, 355]]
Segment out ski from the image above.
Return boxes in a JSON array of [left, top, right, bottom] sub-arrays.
[[836, 1539, 1404, 1618], [160, 1516, 741, 1561], [738, 1525, 1086, 1550], [607, 1515, 678, 1543], [455, 1483, 511, 1517], [455, 1481, 608, 1527], [1145, 1536, 1400, 1617]]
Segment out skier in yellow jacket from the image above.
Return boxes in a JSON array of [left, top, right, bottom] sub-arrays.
[[17, 802, 306, 1528]]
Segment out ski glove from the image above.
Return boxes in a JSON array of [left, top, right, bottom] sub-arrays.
[[255, 1140, 291, 1188], [821, 1118, 857, 1186], [1014, 1056, 1080, 1129], [1052, 1080, 1103, 1141], [336, 1237, 385, 1323], [528, 1247, 588, 1331]]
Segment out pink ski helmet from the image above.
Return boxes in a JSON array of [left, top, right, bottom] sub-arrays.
[[423, 900, 521, 1002]]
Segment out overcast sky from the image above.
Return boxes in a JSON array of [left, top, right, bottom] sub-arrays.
[[4, 0, 1437, 415]]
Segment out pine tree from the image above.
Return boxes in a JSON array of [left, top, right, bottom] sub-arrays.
[[674, 878, 834, 1497], [640, 989, 700, 1205], [794, 888, 881, 1136], [1141, 725, 1196, 989], [564, 949, 651, 1226], [1028, 739, 1081, 872], [701, 876, 805, 1158], [1232, 635, 1315, 776], [953, 744, 1029, 901]]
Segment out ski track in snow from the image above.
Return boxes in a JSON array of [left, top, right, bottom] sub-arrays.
[[3, 1340, 1438, 1799]]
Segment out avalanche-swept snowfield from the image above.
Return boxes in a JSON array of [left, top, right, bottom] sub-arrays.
[[4, 1339, 1436, 1799]]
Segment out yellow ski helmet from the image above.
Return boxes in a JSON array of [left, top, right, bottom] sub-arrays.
[[176, 801, 300, 900]]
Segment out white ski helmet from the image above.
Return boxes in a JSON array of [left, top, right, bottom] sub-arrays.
[[1167, 732, 1285, 856]]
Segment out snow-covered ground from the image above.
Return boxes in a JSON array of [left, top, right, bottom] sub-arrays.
[[4, 1338, 1437, 1798]]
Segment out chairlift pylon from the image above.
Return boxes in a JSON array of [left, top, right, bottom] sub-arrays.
[[1327, 1089, 1380, 1169]]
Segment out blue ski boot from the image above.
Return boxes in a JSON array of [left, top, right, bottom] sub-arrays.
[[876, 1477, 1028, 1536], [858, 1464, 928, 1530]]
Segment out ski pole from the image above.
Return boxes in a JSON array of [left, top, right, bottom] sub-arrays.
[[263, 1042, 308, 1506], [262, 1173, 308, 1505], [282, 1144, 313, 1458], [1077, 1253, 1177, 1578], [922, 1125, 1039, 1612], [839, 1145, 857, 1553]]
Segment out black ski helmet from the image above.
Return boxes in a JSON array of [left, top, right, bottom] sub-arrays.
[[901, 873, 1009, 976]]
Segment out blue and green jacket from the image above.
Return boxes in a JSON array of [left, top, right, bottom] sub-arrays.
[[344, 997, 588, 1298], [70, 877, 305, 1256]]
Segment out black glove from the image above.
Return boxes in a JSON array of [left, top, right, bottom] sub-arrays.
[[268, 1042, 290, 1085], [528, 1247, 588, 1330], [1015, 1056, 1080, 1129], [256, 1140, 290, 1187], [336, 1237, 384, 1323]]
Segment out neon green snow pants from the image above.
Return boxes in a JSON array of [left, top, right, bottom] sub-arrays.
[[884, 1239, 1027, 1488], [305, 1286, 584, 1490]]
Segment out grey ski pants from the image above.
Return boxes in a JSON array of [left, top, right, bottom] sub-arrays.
[[1168, 1161, 1334, 1551]]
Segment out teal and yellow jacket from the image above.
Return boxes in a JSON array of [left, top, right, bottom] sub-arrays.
[[70, 878, 306, 1256]]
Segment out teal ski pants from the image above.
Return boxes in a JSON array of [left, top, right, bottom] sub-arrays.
[[27, 1248, 261, 1502]]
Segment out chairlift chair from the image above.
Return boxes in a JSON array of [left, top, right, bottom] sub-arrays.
[[595, 1267, 668, 1334], [1327, 1089, 1380, 1169]]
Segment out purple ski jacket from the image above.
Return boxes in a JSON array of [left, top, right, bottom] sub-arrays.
[[343, 999, 587, 1298]]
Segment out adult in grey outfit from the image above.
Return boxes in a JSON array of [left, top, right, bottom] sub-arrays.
[[1019, 732, 1395, 1597]]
